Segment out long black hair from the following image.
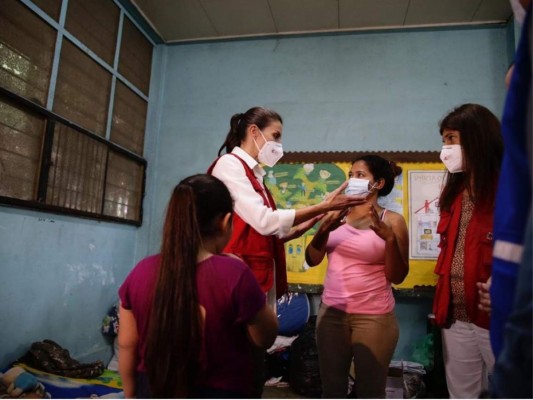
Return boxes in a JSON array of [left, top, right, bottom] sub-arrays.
[[144, 174, 233, 398], [218, 106, 283, 156], [438, 103, 503, 211], [352, 154, 403, 197]]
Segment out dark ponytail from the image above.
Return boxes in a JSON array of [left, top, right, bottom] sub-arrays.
[[389, 161, 403, 179], [144, 174, 233, 398], [217, 107, 283, 155]]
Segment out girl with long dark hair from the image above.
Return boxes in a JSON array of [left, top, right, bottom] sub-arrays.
[[118, 174, 278, 398]]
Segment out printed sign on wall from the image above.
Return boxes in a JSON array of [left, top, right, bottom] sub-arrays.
[[408, 170, 445, 259]]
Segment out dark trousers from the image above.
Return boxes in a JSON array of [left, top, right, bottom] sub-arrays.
[[135, 372, 249, 398], [251, 345, 266, 398]]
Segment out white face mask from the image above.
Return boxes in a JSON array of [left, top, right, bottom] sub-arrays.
[[345, 178, 376, 195], [440, 144, 464, 173], [510, 0, 526, 25], [254, 129, 284, 167]]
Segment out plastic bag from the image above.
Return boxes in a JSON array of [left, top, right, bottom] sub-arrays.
[[410, 333, 434, 370]]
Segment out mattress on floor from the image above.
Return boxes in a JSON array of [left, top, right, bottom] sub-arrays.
[[14, 363, 123, 398]]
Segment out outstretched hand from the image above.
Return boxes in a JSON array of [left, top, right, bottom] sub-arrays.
[[323, 181, 367, 211], [317, 208, 350, 235], [284, 214, 325, 242], [368, 204, 394, 241]]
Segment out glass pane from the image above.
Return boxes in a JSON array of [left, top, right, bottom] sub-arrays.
[[0, 97, 45, 200], [103, 151, 143, 221], [32, 0, 62, 21], [111, 80, 147, 155], [0, 0, 57, 106], [118, 17, 152, 96], [53, 38, 111, 136], [65, 0, 120, 66], [46, 122, 107, 213]]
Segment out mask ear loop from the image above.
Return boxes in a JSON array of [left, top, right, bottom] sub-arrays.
[[255, 126, 268, 143], [368, 181, 378, 193], [368, 177, 385, 194], [252, 126, 266, 153]]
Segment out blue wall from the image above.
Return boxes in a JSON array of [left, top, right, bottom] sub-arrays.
[[141, 25, 511, 360], [0, 24, 512, 367], [0, 209, 136, 366]]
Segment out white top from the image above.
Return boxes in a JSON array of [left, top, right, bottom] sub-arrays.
[[211, 146, 295, 238]]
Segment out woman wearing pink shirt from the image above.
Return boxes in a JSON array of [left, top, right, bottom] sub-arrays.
[[305, 155, 409, 398]]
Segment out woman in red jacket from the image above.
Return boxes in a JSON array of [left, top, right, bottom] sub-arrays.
[[433, 103, 503, 398], [209, 106, 367, 397], [209, 107, 367, 301]]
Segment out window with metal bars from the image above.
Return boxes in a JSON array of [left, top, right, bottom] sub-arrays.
[[0, 0, 153, 225]]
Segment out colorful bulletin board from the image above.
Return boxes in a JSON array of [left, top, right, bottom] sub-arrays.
[[264, 151, 445, 292]]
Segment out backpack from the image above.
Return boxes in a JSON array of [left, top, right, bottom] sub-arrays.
[[18, 339, 104, 379]]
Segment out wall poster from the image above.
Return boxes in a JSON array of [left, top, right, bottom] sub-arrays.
[[408, 170, 446, 259]]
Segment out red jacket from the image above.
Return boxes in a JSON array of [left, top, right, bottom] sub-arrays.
[[208, 154, 288, 299], [432, 191, 493, 329]]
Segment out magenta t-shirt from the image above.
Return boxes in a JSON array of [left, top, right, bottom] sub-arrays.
[[118, 253, 266, 395]]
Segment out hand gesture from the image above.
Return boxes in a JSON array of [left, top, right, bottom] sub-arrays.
[[477, 277, 492, 315], [323, 181, 367, 211], [368, 204, 394, 241], [284, 214, 325, 242], [317, 209, 349, 235]]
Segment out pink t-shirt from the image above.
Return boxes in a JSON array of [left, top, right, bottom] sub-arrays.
[[119, 253, 266, 396], [322, 221, 395, 314]]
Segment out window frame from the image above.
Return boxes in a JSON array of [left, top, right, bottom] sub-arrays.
[[0, 0, 156, 226], [0, 86, 146, 226]]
